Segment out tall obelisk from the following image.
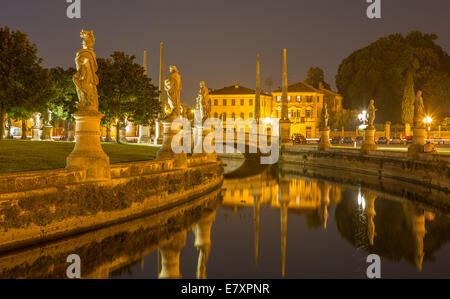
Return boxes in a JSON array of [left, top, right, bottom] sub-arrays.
[[279, 49, 291, 145], [255, 54, 261, 122], [139, 50, 151, 143], [155, 43, 165, 145]]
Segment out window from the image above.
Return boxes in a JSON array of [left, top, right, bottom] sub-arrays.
[[317, 96, 320, 103], [209, 99, 212, 107], [232, 99, 236, 106], [223, 99, 227, 106], [240, 99, 244, 106], [307, 96, 312, 103], [240, 112, 245, 119], [306, 110, 312, 118], [214, 99, 218, 106], [249, 99, 253, 106], [277, 96, 281, 102], [231, 113, 236, 120], [297, 96, 302, 102], [288, 96, 291, 102], [301, 117, 305, 123], [249, 113, 254, 119], [214, 112, 218, 118]]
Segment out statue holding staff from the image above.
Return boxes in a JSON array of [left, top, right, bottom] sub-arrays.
[[368, 99, 377, 128]]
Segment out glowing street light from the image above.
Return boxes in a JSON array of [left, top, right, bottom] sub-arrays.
[[358, 110, 368, 130], [423, 116, 433, 140]]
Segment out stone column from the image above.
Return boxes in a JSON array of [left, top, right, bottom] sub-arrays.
[[279, 49, 291, 145], [31, 126, 41, 141], [408, 91, 427, 157], [155, 42, 165, 145], [385, 121, 391, 144], [318, 127, 331, 150], [255, 54, 261, 122], [156, 117, 187, 168], [193, 211, 217, 279], [361, 127, 377, 154], [158, 231, 187, 279], [41, 124, 53, 141], [67, 110, 111, 180]]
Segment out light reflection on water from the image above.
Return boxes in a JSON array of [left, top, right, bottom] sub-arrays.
[[1, 159, 449, 279]]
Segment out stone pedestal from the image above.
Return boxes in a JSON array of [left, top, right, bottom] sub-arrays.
[[318, 128, 331, 151], [279, 119, 291, 146], [156, 117, 187, 168], [158, 231, 187, 279], [154, 120, 164, 145], [119, 128, 127, 143], [385, 121, 391, 144], [138, 125, 151, 144], [66, 110, 111, 181], [361, 127, 377, 154], [408, 127, 426, 157], [41, 125, 53, 141], [31, 127, 41, 141]]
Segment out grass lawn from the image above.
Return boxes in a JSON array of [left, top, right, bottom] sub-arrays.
[[0, 140, 159, 174]]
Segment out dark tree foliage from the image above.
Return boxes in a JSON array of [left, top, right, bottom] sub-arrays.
[[336, 31, 450, 123], [0, 26, 50, 139], [97, 51, 160, 143], [305, 67, 331, 90]]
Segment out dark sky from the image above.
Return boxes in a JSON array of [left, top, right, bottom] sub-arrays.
[[2, 0, 450, 105]]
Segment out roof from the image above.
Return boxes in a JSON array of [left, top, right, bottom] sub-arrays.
[[210, 84, 270, 96], [320, 87, 343, 98], [273, 81, 320, 93]]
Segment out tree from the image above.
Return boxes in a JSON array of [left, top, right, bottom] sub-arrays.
[[305, 67, 331, 90], [49, 67, 78, 139], [97, 52, 160, 143], [402, 71, 415, 126], [0, 26, 48, 139], [336, 31, 450, 123]]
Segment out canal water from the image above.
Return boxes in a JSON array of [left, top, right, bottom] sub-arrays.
[[1, 158, 449, 279]]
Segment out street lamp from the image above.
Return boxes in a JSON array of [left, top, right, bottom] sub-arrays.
[[358, 110, 368, 130], [423, 116, 433, 140]]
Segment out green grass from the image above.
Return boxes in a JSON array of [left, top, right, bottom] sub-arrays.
[[0, 140, 159, 174]]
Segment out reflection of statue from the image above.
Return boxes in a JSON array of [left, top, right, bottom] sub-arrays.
[[368, 99, 377, 128], [196, 81, 210, 121], [164, 65, 182, 117], [320, 103, 329, 129], [73, 30, 99, 111], [414, 90, 425, 128]]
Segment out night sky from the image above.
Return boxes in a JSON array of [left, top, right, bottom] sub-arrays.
[[2, 0, 450, 105]]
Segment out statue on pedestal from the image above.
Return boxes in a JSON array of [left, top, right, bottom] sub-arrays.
[[196, 81, 210, 122], [73, 30, 99, 112], [414, 90, 425, 128], [368, 99, 377, 129], [165, 65, 182, 118]]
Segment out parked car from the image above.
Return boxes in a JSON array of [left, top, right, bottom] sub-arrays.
[[391, 137, 403, 145], [292, 134, 306, 144], [377, 137, 388, 145], [355, 136, 364, 144], [342, 137, 354, 144], [331, 136, 342, 145], [403, 135, 413, 144]]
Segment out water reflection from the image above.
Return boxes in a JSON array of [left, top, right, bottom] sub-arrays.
[[0, 160, 449, 279]]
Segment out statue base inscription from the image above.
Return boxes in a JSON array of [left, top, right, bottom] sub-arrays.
[[66, 110, 111, 180], [318, 128, 331, 151], [361, 128, 377, 154]]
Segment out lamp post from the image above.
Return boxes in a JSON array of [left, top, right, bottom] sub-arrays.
[[423, 116, 432, 141]]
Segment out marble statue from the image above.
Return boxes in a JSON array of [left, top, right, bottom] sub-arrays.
[[368, 99, 377, 128], [165, 65, 182, 117], [73, 30, 99, 111], [414, 90, 425, 127], [196, 81, 210, 121], [320, 103, 329, 129]]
